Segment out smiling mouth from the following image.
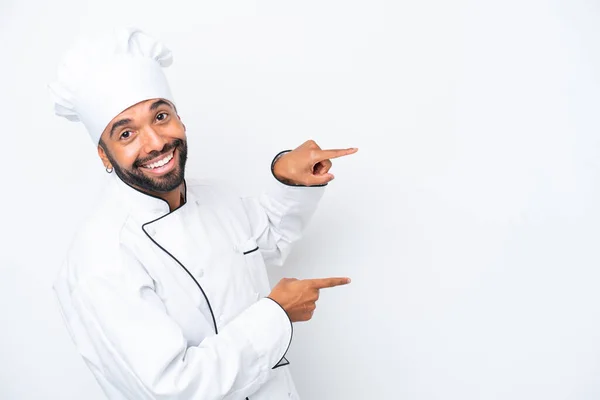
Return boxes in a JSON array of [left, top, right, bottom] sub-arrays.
[[141, 149, 175, 170]]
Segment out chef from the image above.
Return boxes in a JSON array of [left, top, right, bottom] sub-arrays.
[[49, 27, 357, 400]]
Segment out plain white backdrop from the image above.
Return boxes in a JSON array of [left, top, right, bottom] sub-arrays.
[[1, 0, 600, 399]]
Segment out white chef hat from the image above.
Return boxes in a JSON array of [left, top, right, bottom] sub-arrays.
[[48, 27, 176, 144]]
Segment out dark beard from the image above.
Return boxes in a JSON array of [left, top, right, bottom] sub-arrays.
[[105, 139, 188, 193]]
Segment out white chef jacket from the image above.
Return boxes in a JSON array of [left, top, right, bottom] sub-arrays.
[[53, 170, 325, 400]]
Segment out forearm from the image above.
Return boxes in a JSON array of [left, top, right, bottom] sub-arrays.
[[73, 278, 292, 399], [242, 178, 325, 267]]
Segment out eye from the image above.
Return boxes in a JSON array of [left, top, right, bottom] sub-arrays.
[[156, 112, 169, 121], [120, 130, 133, 140]]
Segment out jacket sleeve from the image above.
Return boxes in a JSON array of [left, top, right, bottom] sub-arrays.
[[239, 152, 326, 267], [69, 268, 292, 400]]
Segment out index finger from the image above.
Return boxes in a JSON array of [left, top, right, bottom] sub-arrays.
[[306, 277, 352, 289], [315, 148, 358, 162]]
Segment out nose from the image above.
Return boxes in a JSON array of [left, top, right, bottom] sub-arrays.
[[140, 126, 168, 154]]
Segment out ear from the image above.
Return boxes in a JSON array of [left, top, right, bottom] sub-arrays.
[[97, 144, 111, 168], [177, 115, 186, 131]]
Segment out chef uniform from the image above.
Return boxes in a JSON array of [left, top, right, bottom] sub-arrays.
[[49, 28, 324, 399]]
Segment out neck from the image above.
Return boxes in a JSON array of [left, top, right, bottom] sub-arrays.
[[134, 182, 185, 212], [162, 186, 185, 212]]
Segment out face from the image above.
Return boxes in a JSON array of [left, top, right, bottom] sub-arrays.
[[98, 98, 188, 194]]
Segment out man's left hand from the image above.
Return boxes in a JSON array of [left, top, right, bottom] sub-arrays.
[[273, 140, 358, 186]]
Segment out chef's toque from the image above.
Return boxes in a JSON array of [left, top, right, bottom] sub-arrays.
[[48, 27, 176, 144]]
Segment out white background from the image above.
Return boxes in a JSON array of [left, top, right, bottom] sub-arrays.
[[1, 0, 600, 399]]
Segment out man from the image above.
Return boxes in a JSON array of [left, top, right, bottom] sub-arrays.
[[49, 28, 357, 399]]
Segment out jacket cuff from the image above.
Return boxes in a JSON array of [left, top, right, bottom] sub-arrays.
[[264, 297, 293, 368], [233, 298, 293, 369]]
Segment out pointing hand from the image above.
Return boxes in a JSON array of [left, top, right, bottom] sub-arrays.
[[272, 140, 358, 186], [268, 277, 351, 322]]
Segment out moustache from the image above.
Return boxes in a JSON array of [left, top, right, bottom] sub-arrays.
[[133, 139, 183, 168]]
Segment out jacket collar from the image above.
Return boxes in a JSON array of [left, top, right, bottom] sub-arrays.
[[110, 174, 188, 224]]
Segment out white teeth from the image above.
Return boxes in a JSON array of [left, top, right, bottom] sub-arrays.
[[144, 152, 173, 169]]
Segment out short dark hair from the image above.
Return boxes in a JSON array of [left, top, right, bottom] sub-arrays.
[[98, 137, 108, 151]]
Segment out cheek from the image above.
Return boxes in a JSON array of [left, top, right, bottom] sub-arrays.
[[167, 120, 186, 140], [114, 146, 140, 169]]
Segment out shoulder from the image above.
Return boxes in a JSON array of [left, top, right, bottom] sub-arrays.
[[184, 178, 257, 233], [185, 177, 243, 206], [57, 192, 134, 290]]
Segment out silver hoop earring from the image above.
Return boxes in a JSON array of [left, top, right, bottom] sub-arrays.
[[106, 166, 113, 173]]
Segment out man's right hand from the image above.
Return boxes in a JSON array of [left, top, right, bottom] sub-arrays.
[[267, 277, 351, 322]]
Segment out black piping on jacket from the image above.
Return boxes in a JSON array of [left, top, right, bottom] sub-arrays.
[[138, 180, 220, 335], [121, 171, 293, 399], [243, 246, 259, 255]]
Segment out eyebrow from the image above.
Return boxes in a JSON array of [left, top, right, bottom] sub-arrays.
[[109, 118, 133, 139], [149, 99, 173, 112]]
